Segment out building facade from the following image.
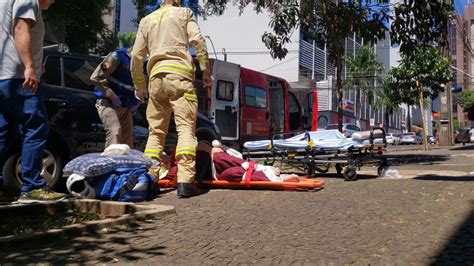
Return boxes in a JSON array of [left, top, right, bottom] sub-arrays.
[[104, 0, 138, 34], [450, 4, 474, 128]]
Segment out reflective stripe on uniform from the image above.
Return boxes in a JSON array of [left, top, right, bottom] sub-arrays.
[[184, 93, 197, 102], [176, 146, 196, 157], [144, 149, 161, 158], [198, 55, 209, 63], [150, 64, 193, 78], [133, 75, 146, 84]]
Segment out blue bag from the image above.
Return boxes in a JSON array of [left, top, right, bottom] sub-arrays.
[[93, 167, 155, 202]]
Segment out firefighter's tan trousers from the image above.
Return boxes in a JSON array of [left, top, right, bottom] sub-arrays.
[[145, 73, 198, 184], [96, 99, 134, 148]]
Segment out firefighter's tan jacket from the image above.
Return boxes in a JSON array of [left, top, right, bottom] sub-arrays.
[[130, 5, 209, 85]]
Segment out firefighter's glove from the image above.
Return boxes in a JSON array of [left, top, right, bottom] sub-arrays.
[[135, 84, 148, 103], [110, 94, 122, 107], [203, 69, 213, 89]]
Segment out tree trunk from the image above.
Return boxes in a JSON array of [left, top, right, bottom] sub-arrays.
[[385, 111, 389, 133], [356, 87, 361, 128], [407, 105, 411, 132], [418, 87, 429, 151], [336, 56, 344, 133]]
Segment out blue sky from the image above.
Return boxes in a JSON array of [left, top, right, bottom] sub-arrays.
[[454, 0, 468, 15]]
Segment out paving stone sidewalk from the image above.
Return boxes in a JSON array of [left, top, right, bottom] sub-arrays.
[[1, 173, 473, 265]]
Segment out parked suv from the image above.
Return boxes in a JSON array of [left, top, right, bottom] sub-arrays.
[[3, 48, 220, 193], [325, 123, 361, 137]]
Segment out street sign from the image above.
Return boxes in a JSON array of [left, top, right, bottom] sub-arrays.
[[343, 99, 354, 113]]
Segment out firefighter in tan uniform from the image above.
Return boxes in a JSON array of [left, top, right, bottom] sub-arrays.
[[131, 0, 212, 198]]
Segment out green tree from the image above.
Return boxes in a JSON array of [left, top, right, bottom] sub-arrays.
[[344, 45, 384, 128], [45, 0, 112, 54], [118, 32, 137, 48], [457, 90, 474, 111], [374, 81, 401, 133], [388, 0, 454, 149], [390, 0, 453, 56], [384, 47, 453, 150], [457, 90, 474, 121]]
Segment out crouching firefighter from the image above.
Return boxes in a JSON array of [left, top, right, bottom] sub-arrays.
[[130, 0, 212, 198], [90, 47, 141, 148]]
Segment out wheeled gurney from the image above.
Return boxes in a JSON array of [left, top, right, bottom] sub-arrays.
[[242, 128, 389, 181]]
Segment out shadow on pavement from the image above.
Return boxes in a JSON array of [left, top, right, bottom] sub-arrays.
[[414, 175, 474, 182], [434, 201, 474, 265], [450, 144, 474, 151], [386, 154, 449, 166], [314, 173, 378, 181], [0, 220, 165, 264]]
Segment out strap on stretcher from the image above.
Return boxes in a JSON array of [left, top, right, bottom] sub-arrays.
[[244, 161, 256, 188]]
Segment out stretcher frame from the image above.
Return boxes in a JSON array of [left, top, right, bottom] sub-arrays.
[[242, 127, 389, 181]]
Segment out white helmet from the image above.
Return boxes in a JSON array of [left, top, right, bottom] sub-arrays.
[[66, 174, 96, 199]]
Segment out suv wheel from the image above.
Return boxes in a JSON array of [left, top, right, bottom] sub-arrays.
[[3, 145, 64, 194]]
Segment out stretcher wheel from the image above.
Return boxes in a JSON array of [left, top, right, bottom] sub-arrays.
[[377, 164, 390, 177], [343, 166, 357, 181], [335, 164, 343, 176]]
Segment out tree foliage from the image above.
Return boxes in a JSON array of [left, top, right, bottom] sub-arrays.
[[374, 81, 401, 132], [385, 46, 452, 149], [118, 32, 137, 48], [391, 0, 454, 55], [45, 0, 113, 54], [344, 45, 383, 90], [344, 45, 384, 126], [457, 90, 474, 111], [385, 47, 452, 105]]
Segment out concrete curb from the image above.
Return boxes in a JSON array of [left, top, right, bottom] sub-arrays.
[[0, 199, 175, 243]]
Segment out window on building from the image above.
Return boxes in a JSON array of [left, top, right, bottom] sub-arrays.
[[245, 86, 267, 109], [42, 56, 61, 86], [63, 58, 99, 91]]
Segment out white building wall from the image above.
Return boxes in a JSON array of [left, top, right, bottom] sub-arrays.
[[198, 3, 300, 82], [120, 0, 138, 33]]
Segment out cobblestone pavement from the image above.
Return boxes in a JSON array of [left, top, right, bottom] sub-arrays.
[[1, 172, 473, 265]]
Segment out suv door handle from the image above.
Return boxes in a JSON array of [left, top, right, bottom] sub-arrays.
[[48, 98, 68, 107]]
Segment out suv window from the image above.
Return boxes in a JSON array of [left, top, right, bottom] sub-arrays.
[[42, 56, 61, 86], [63, 58, 99, 91]]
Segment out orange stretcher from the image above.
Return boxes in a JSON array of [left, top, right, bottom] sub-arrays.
[[158, 178, 325, 191]]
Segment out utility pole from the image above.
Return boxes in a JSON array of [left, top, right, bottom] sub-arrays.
[[438, 84, 453, 146], [439, 17, 455, 146]]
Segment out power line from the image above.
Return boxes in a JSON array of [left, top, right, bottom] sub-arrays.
[[259, 56, 299, 71]]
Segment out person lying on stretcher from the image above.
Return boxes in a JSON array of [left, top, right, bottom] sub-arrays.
[[209, 140, 300, 182]]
